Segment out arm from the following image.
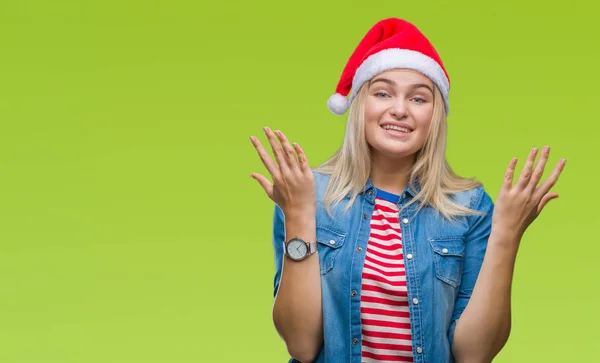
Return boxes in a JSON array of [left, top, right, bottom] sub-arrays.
[[450, 190, 516, 363], [451, 147, 565, 363], [250, 127, 323, 362], [272, 205, 323, 362]]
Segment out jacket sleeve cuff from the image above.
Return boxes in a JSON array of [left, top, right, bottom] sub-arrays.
[[448, 318, 458, 348]]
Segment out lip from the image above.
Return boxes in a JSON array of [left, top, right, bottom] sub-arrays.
[[379, 121, 415, 132]]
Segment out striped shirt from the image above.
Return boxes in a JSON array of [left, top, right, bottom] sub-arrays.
[[360, 189, 414, 362]]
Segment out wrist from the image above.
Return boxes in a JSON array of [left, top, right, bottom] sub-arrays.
[[283, 207, 316, 223], [285, 216, 316, 233], [283, 211, 316, 244], [489, 228, 522, 252]]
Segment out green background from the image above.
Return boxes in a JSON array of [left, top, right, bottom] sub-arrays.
[[0, 0, 597, 361]]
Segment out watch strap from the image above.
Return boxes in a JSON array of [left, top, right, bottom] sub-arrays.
[[307, 241, 317, 255]]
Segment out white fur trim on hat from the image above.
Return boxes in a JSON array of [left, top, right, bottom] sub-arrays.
[[327, 93, 349, 115], [349, 49, 450, 113]]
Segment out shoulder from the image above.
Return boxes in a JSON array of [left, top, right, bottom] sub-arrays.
[[312, 169, 331, 186], [312, 170, 333, 201], [452, 185, 490, 207], [451, 185, 494, 214]]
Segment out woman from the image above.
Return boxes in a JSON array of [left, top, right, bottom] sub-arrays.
[[249, 18, 565, 363]]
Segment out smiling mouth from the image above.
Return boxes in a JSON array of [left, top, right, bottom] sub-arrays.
[[381, 124, 413, 133]]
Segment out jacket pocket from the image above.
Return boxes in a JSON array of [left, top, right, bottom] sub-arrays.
[[428, 237, 465, 288], [316, 225, 347, 275]]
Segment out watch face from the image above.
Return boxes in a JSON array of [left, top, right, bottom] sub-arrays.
[[287, 239, 308, 260]]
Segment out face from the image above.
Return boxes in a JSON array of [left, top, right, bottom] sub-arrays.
[[363, 69, 435, 162]]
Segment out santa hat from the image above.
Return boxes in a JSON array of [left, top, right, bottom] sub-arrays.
[[327, 18, 450, 115]]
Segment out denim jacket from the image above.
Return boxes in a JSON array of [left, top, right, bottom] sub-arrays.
[[271, 171, 494, 363]]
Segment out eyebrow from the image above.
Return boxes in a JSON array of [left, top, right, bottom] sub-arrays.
[[370, 78, 434, 93]]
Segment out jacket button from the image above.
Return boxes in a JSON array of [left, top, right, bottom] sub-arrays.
[[406, 253, 413, 260], [402, 218, 409, 224], [356, 247, 363, 252], [416, 347, 423, 354], [368, 190, 374, 196], [412, 298, 419, 305], [352, 338, 358, 345], [351, 290, 357, 297], [329, 239, 336, 245], [442, 248, 448, 254]]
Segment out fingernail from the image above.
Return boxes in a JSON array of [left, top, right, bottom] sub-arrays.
[[263, 127, 269, 134]]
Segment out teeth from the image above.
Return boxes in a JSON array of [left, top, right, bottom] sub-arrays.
[[382, 125, 411, 133]]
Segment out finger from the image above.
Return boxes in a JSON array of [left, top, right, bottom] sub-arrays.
[[293, 142, 312, 173], [251, 173, 274, 199], [502, 157, 518, 189], [527, 146, 550, 191], [537, 192, 559, 215], [516, 147, 539, 189], [250, 136, 281, 181], [275, 130, 299, 170], [535, 158, 566, 199], [264, 127, 289, 172]]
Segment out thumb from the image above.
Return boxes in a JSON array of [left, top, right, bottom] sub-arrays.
[[537, 192, 559, 215], [251, 173, 274, 199]]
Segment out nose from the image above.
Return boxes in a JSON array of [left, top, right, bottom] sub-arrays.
[[389, 99, 408, 119]]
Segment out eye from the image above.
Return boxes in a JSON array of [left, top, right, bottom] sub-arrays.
[[374, 91, 390, 98], [411, 97, 427, 103]]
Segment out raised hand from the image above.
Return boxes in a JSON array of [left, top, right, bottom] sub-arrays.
[[492, 146, 566, 241], [250, 127, 316, 219]]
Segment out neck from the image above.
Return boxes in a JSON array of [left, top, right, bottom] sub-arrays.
[[370, 153, 415, 196]]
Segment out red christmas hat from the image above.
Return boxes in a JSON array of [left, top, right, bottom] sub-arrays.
[[327, 18, 450, 115]]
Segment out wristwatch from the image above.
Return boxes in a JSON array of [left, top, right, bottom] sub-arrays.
[[283, 237, 318, 261]]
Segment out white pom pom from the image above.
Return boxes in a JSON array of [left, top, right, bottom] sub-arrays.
[[327, 93, 349, 115]]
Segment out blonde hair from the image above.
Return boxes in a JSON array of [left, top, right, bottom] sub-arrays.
[[316, 82, 482, 221]]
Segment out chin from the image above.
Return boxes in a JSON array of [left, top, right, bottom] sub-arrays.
[[371, 142, 419, 160]]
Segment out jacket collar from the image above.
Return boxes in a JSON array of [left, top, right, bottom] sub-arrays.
[[360, 176, 422, 203]]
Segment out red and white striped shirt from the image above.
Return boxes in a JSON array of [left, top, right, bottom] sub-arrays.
[[360, 189, 413, 362]]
